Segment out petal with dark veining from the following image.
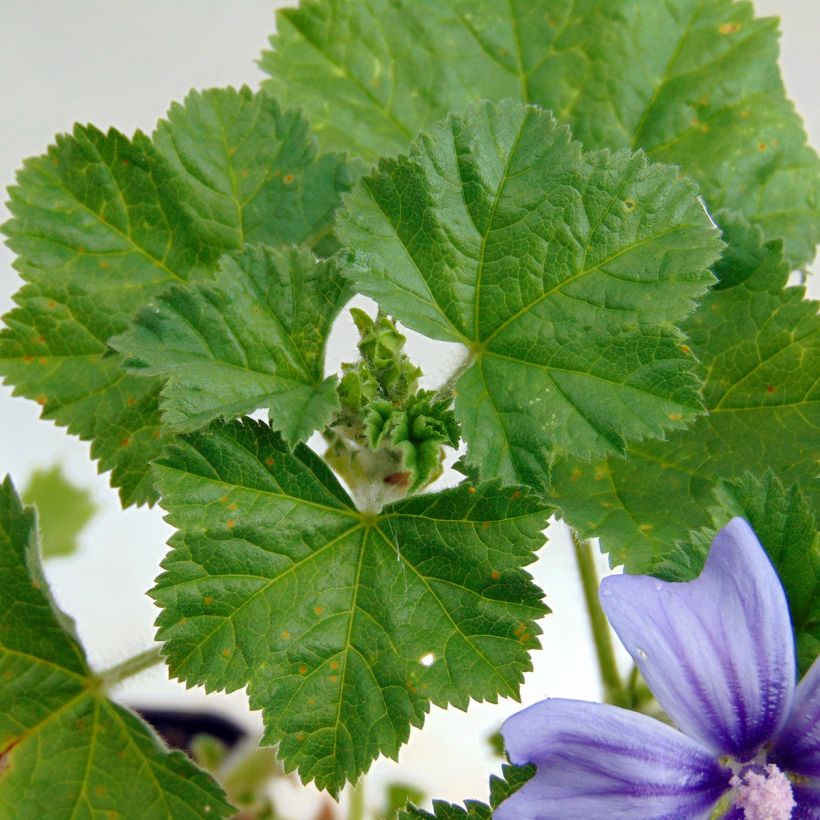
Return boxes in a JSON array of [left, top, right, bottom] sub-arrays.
[[497, 698, 728, 820], [600, 518, 794, 760]]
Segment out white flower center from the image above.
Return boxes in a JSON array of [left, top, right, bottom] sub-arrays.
[[729, 763, 795, 820]]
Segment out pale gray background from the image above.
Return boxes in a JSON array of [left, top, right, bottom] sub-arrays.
[[0, 2, 817, 816]]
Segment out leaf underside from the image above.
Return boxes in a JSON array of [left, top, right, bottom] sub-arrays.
[[551, 218, 819, 573], [0, 476, 232, 819], [0, 86, 352, 506], [338, 100, 722, 488], [262, 0, 820, 267], [151, 418, 550, 793]]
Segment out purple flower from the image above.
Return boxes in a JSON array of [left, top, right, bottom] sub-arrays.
[[497, 518, 819, 819]]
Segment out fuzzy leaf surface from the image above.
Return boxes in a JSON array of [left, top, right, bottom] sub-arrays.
[[0, 476, 232, 818], [338, 101, 721, 488], [112, 245, 348, 444], [262, 0, 819, 265], [151, 419, 549, 793], [552, 220, 819, 572], [0, 87, 351, 505]]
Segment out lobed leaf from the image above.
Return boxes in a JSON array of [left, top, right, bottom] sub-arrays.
[[112, 245, 348, 444], [0, 476, 232, 818], [1, 87, 352, 506], [338, 100, 722, 488], [262, 0, 820, 266], [551, 218, 819, 572], [151, 419, 550, 793]]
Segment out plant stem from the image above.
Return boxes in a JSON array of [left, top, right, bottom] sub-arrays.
[[570, 529, 626, 706], [434, 348, 475, 400], [99, 646, 165, 688], [348, 777, 365, 820]]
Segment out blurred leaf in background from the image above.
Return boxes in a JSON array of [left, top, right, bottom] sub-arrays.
[[22, 464, 95, 558]]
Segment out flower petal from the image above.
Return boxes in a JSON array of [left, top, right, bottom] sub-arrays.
[[599, 517, 795, 759], [792, 785, 820, 820], [497, 699, 728, 819], [770, 656, 820, 777]]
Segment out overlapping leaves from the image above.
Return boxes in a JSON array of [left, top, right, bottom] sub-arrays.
[[0, 476, 232, 818], [551, 220, 819, 572], [262, 0, 820, 266], [112, 245, 348, 444], [338, 100, 722, 488], [0, 87, 351, 505], [151, 419, 550, 793]]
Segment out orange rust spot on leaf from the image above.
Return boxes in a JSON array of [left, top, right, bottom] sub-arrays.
[[283, 174, 295, 185], [264, 456, 275, 466], [126, 396, 137, 406], [511, 490, 521, 500], [36, 395, 47, 406], [570, 468, 583, 482], [767, 385, 776, 393], [481, 521, 490, 530], [593, 465, 607, 481], [22, 355, 33, 364], [228, 503, 238, 511], [222, 649, 230, 658], [226, 519, 236, 529], [46, 300, 57, 309], [38, 357, 48, 366], [203, 596, 214, 606], [740, 110, 750, 119], [295, 731, 305, 741], [513, 624, 525, 637], [121, 438, 131, 447], [758, 143, 767, 151], [467, 486, 476, 494], [281, 630, 291, 640], [667, 413, 683, 422], [679, 344, 692, 354], [490, 570, 501, 581], [152, 430, 162, 439], [313, 605, 324, 616], [36, 335, 46, 345], [699, 94, 710, 106], [329, 674, 339, 683], [94, 786, 107, 796], [219, 495, 228, 504], [299, 665, 308, 675], [307, 696, 316, 706], [330, 660, 339, 670], [719, 21, 741, 34]]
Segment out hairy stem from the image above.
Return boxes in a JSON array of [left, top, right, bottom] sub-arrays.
[[434, 347, 475, 400], [570, 529, 627, 706], [99, 646, 165, 688]]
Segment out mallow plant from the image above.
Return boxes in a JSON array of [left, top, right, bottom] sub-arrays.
[[0, 1, 818, 818]]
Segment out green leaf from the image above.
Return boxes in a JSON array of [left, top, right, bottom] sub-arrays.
[[21, 465, 96, 558], [262, 0, 820, 266], [657, 471, 820, 675], [111, 245, 348, 445], [0, 476, 233, 818], [551, 218, 819, 572], [1, 87, 351, 506], [338, 100, 722, 488], [398, 763, 535, 819], [150, 419, 550, 794]]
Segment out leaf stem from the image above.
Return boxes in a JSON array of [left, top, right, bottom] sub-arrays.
[[99, 646, 165, 688], [434, 347, 475, 400], [570, 529, 627, 706], [348, 777, 365, 820]]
